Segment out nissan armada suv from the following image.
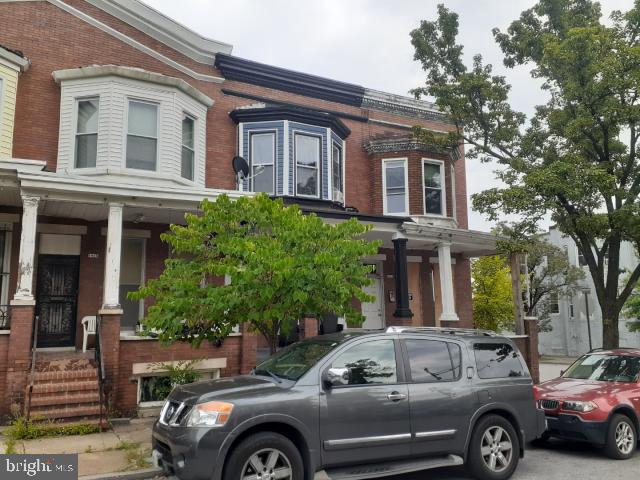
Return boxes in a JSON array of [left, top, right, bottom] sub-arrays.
[[152, 327, 545, 480]]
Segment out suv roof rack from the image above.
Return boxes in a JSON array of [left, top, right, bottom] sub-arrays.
[[386, 326, 497, 337]]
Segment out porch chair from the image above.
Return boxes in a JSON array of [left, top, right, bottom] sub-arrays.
[[81, 315, 97, 352]]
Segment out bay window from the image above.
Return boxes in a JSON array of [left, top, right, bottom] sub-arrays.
[[126, 100, 158, 171], [250, 132, 276, 194], [332, 141, 343, 202], [423, 159, 445, 215], [75, 98, 99, 168], [181, 114, 195, 180], [383, 158, 408, 215], [295, 133, 320, 197]]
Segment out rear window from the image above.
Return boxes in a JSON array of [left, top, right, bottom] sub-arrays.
[[404, 339, 461, 382], [474, 343, 525, 379]]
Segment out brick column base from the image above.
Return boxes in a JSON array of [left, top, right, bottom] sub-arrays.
[[98, 311, 121, 413], [5, 303, 35, 415], [302, 316, 318, 338], [524, 317, 540, 384], [240, 323, 257, 374]]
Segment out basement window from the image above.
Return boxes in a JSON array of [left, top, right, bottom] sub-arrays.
[[138, 370, 220, 406]]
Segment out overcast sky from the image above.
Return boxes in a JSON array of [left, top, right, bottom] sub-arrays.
[[145, 0, 633, 232]]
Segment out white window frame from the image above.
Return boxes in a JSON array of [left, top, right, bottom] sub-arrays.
[[294, 132, 321, 198], [124, 98, 159, 172], [180, 112, 196, 182], [331, 140, 344, 203], [249, 130, 276, 194], [422, 158, 446, 217], [137, 369, 220, 407], [450, 163, 456, 220], [74, 97, 100, 169], [382, 158, 409, 216]]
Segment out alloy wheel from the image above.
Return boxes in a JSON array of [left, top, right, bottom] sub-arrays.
[[241, 448, 292, 480], [615, 421, 635, 455], [480, 426, 513, 473]]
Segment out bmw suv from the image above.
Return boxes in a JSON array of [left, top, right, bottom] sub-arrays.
[[152, 327, 545, 480]]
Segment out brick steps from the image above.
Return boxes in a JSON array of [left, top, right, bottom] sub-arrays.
[[27, 353, 103, 424]]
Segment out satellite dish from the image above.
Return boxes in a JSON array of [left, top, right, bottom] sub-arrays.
[[232, 156, 250, 179]]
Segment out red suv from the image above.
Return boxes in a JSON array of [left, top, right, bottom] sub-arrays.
[[534, 349, 640, 459]]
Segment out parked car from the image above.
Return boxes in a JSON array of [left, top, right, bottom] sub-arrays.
[[534, 348, 640, 459], [152, 327, 545, 480]]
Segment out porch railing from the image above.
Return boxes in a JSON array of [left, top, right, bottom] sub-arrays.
[[0, 304, 10, 329], [25, 314, 40, 421], [94, 315, 107, 431]]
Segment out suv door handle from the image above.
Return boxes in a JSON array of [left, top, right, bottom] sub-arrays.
[[387, 392, 407, 402]]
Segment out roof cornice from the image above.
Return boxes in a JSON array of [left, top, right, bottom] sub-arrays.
[[215, 54, 365, 107], [0, 45, 30, 72], [362, 89, 451, 124], [363, 138, 459, 160], [84, 0, 232, 62], [52, 65, 214, 107], [230, 105, 351, 139]]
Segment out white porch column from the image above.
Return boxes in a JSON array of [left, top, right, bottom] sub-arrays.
[[13, 195, 39, 303], [102, 202, 123, 311], [437, 242, 459, 322]]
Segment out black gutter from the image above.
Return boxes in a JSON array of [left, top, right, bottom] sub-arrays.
[[215, 53, 365, 107]]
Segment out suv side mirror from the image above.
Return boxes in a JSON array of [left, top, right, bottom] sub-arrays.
[[323, 367, 350, 388], [560, 369, 566, 376]]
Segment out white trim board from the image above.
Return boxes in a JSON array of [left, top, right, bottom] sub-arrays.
[[132, 357, 227, 376], [101, 227, 151, 238]]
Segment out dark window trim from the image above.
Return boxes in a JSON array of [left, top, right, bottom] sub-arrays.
[[248, 129, 277, 194], [294, 131, 323, 199]]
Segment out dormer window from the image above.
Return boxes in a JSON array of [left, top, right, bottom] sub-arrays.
[[295, 133, 320, 197], [75, 98, 99, 168], [181, 114, 195, 181], [250, 131, 275, 194], [126, 100, 158, 171], [423, 159, 445, 215]]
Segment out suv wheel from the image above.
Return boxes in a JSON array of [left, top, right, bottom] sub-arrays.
[[224, 432, 303, 480], [604, 414, 637, 460], [467, 414, 520, 480]]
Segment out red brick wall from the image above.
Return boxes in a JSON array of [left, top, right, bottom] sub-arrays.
[[0, 335, 9, 418], [4, 304, 35, 415]]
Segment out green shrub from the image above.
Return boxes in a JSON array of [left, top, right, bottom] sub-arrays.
[[5, 417, 101, 440]]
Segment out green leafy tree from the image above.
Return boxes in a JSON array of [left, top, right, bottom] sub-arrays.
[[131, 194, 380, 354], [472, 256, 514, 332], [623, 277, 640, 332], [411, 1, 640, 348]]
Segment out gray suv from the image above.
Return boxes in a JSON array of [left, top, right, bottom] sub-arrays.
[[152, 327, 545, 480]]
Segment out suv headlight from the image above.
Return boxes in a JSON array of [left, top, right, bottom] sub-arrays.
[[186, 401, 234, 427], [562, 400, 598, 413]]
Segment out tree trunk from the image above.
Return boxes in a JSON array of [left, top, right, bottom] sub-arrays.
[[602, 305, 620, 349]]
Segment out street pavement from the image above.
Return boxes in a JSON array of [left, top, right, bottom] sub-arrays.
[[394, 441, 640, 480]]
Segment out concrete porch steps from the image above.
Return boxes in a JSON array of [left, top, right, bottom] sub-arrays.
[[27, 352, 104, 424]]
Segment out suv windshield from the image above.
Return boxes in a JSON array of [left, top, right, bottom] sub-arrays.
[[254, 338, 341, 381], [563, 354, 640, 383]]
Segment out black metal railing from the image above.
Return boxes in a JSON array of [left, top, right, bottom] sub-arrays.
[[94, 315, 107, 431], [25, 314, 40, 421], [0, 304, 10, 329]]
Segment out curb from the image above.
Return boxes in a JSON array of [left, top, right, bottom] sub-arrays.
[[79, 467, 166, 480]]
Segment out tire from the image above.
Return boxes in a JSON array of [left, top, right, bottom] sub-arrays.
[[604, 414, 637, 460], [223, 432, 304, 480], [466, 414, 520, 480]]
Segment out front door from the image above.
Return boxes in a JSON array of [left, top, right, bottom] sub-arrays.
[[361, 275, 383, 329], [36, 255, 80, 348], [320, 337, 411, 467]]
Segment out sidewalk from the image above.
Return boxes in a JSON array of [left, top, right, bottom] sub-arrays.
[[0, 417, 163, 478]]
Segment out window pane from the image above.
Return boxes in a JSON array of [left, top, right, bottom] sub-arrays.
[[386, 194, 406, 214], [332, 339, 397, 385], [423, 162, 442, 188], [332, 144, 343, 193], [295, 135, 319, 168], [385, 165, 405, 189], [252, 133, 275, 166], [126, 135, 157, 170], [253, 165, 274, 193], [75, 134, 97, 168], [405, 339, 460, 382], [474, 343, 525, 379], [77, 99, 99, 133], [425, 188, 442, 215], [297, 167, 318, 196], [182, 115, 194, 149], [128, 101, 157, 137], [181, 146, 194, 180]]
